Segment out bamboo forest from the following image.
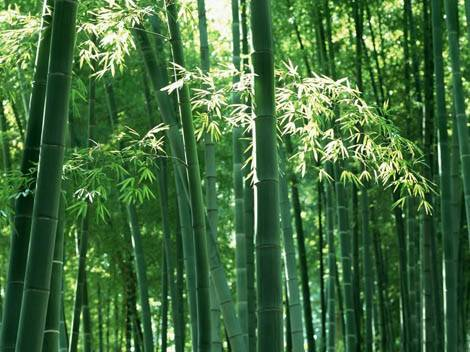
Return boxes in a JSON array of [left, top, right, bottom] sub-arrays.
[[0, 0, 470, 350]]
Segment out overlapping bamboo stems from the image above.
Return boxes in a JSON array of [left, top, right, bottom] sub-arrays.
[[279, 146, 305, 351], [444, 0, 470, 243], [103, 81, 155, 352], [431, 0, 458, 349], [195, 0, 223, 349], [422, 0, 444, 349], [324, 165, 336, 352], [322, 0, 358, 349], [285, 137, 316, 352], [0, 0, 53, 348], [240, 0, 256, 348], [15, 0, 78, 349], [141, 71, 184, 352], [82, 279, 93, 352], [68, 215, 90, 352], [137, 10, 245, 351], [142, 17, 199, 349], [160, 252, 169, 351], [42, 197, 65, 352], [126, 207, 154, 352], [68, 34, 97, 352], [164, 1, 212, 349], [157, 158, 184, 352], [230, 0, 248, 348]]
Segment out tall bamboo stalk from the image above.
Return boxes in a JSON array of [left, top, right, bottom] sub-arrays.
[[333, 167, 357, 352], [240, 0, 256, 348], [361, 191, 372, 352], [231, 0, 248, 347], [161, 251, 168, 352], [443, 0, 470, 243], [126, 206, 154, 352], [158, 157, 184, 352], [285, 137, 316, 352], [195, 0, 222, 349], [279, 146, 305, 352], [42, 197, 65, 352], [139, 19, 199, 348], [15, 0, 78, 349], [324, 175, 336, 352], [164, 1, 212, 349], [82, 279, 93, 352], [138, 15, 244, 351], [422, 0, 444, 349], [250, 0, 282, 350], [0, 0, 53, 348], [68, 216, 89, 352], [68, 36, 97, 351]]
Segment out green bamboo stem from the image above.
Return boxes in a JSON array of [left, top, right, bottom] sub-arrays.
[[8, 97, 25, 142], [126, 206, 154, 352], [444, 0, 470, 244], [391, 193, 411, 351], [250, 0, 283, 350], [195, 0, 223, 348], [360, 191, 372, 352], [174, 164, 199, 349], [333, 166, 357, 352], [0, 0, 53, 349], [0, 101, 11, 172], [42, 197, 65, 352], [138, 15, 244, 350], [68, 34, 97, 351], [285, 137, 316, 352], [206, 215, 246, 352], [68, 215, 89, 352], [105, 291, 110, 352], [175, 216, 186, 349], [317, 183, 326, 352], [334, 249, 346, 348], [240, 0, 256, 348], [324, 176, 336, 352], [138, 21, 199, 348], [160, 252, 168, 352], [372, 225, 391, 352], [231, 0, 248, 347], [286, 284, 292, 352], [352, 3, 364, 348], [279, 147, 305, 352], [406, 198, 420, 351], [59, 291, 68, 352], [15, 1, 78, 349], [142, 69, 195, 352], [158, 158, 184, 352], [422, 1, 444, 349], [82, 279, 93, 352], [165, 2, 212, 349], [98, 283, 104, 352]]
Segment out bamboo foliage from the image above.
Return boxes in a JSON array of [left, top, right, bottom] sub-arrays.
[[195, 0, 223, 349], [0, 1, 467, 352]]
